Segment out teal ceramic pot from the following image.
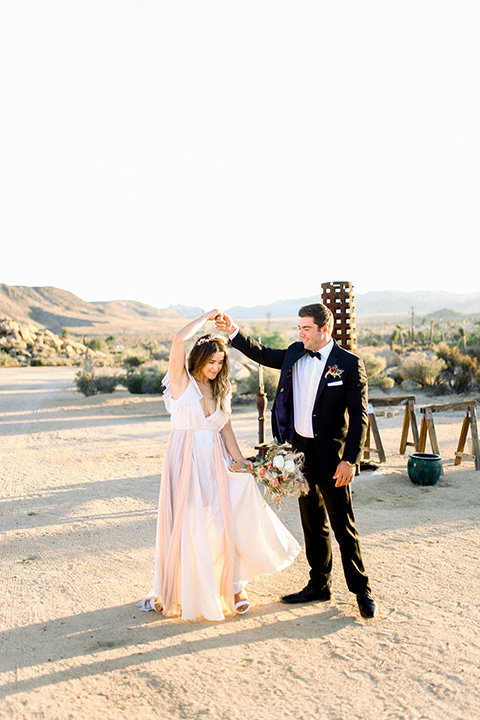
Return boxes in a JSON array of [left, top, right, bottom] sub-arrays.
[[407, 452, 443, 486]]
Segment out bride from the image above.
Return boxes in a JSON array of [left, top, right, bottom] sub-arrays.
[[138, 309, 300, 621]]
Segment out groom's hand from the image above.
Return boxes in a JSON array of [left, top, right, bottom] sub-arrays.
[[215, 313, 237, 334], [333, 461, 356, 487], [205, 308, 221, 321]]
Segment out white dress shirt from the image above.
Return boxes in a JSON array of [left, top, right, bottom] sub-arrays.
[[293, 339, 334, 438]]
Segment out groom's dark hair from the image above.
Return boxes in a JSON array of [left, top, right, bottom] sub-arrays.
[[298, 303, 334, 333]]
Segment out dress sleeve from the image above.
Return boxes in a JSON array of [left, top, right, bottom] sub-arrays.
[[162, 371, 172, 413], [162, 368, 202, 414]]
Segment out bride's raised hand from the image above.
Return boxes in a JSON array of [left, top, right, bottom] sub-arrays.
[[204, 308, 221, 322]]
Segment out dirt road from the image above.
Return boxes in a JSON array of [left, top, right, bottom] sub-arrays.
[[1, 367, 479, 720]]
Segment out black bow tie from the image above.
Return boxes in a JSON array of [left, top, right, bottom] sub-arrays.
[[307, 350, 322, 360]]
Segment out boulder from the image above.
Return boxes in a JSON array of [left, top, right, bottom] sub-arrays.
[[19, 327, 36, 343], [401, 379, 422, 391]]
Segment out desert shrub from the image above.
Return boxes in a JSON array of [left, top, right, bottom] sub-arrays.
[[123, 353, 148, 368], [121, 372, 144, 393], [398, 352, 446, 387], [466, 325, 480, 348], [372, 374, 395, 389], [75, 371, 119, 396], [75, 372, 96, 396], [121, 367, 165, 394], [361, 352, 386, 377], [358, 329, 384, 347], [152, 346, 170, 361], [358, 352, 395, 388], [466, 345, 480, 361], [141, 339, 168, 360], [94, 375, 119, 393], [140, 367, 166, 394], [377, 349, 402, 366], [30, 356, 51, 367], [251, 329, 288, 350], [435, 345, 479, 393], [0, 351, 18, 367], [237, 366, 280, 398], [88, 338, 109, 353]]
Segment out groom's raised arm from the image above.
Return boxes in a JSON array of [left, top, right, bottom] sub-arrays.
[[216, 313, 286, 370]]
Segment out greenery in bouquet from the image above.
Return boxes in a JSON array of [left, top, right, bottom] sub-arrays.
[[253, 443, 309, 505]]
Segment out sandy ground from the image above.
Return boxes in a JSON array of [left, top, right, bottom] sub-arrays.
[[1, 366, 479, 720]]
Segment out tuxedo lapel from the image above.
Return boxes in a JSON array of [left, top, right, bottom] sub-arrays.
[[290, 346, 308, 369], [315, 342, 340, 404], [281, 343, 307, 381]]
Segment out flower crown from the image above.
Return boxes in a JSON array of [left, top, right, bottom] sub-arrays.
[[195, 334, 226, 346]]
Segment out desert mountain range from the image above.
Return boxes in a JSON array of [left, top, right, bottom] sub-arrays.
[[1, 283, 479, 337], [222, 290, 480, 320], [0, 284, 182, 338]]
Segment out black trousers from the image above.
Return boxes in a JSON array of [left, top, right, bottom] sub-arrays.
[[294, 435, 370, 595]]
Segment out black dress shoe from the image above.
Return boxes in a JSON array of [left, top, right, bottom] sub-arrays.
[[281, 584, 332, 604], [356, 590, 378, 619]]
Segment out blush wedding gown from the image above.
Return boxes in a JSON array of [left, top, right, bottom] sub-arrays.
[[138, 372, 301, 621]]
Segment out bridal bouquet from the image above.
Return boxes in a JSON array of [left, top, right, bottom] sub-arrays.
[[252, 443, 309, 505]]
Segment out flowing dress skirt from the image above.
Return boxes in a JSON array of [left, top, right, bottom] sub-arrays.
[[139, 426, 301, 621]]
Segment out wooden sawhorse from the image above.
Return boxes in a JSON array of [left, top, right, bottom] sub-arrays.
[[418, 401, 480, 470], [364, 396, 418, 464], [454, 402, 480, 470]]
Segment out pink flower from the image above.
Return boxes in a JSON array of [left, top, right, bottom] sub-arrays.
[[269, 477, 279, 487], [257, 466, 267, 478]]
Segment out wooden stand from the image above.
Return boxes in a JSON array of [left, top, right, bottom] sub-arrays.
[[418, 407, 441, 455], [454, 403, 480, 470], [399, 398, 419, 454], [363, 396, 418, 463], [363, 404, 386, 463], [418, 401, 480, 470]]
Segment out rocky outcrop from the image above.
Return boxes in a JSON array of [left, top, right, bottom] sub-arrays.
[[0, 317, 110, 367]]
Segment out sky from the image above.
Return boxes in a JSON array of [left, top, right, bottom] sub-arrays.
[[0, 0, 479, 311]]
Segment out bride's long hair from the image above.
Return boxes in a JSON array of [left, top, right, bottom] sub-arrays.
[[188, 335, 231, 413]]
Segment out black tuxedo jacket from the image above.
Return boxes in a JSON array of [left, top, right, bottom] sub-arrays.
[[231, 330, 369, 478]]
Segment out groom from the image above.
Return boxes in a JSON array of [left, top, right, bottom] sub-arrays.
[[216, 303, 378, 619]]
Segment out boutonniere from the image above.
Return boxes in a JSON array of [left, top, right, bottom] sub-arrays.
[[325, 365, 344, 380]]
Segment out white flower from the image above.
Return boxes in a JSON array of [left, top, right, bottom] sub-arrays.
[[273, 455, 285, 470], [284, 459, 295, 473]]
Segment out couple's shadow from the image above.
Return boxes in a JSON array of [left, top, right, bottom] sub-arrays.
[[1, 599, 356, 698]]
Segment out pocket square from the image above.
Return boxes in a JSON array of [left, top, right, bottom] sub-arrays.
[[327, 380, 343, 386]]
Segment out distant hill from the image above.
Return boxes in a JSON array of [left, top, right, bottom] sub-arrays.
[[355, 291, 480, 316], [225, 295, 322, 319], [0, 284, 186, 338], [190, 290, 480, 319], [2, 283, 479, 338], [169, 303, 205, 317]]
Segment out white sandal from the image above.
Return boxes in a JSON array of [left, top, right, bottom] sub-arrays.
[[235, 595, 250, 615]]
